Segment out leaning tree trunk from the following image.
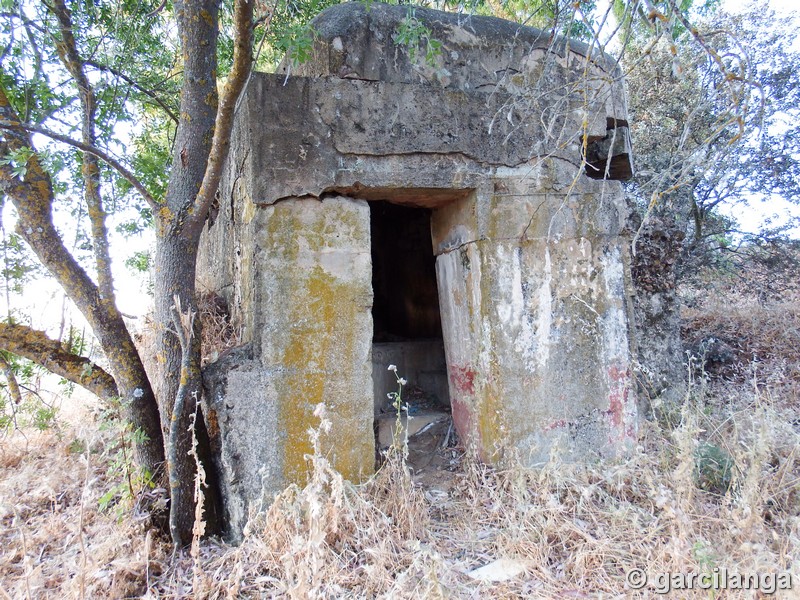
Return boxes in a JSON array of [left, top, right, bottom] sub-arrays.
[[0, 85, 165, 474], [90, 306, 166, 473]]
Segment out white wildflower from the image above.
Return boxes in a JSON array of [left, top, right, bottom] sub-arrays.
[[388, 364, 397, 372]]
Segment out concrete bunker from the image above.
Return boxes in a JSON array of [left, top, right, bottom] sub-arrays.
[[199, 2, 638, 540]]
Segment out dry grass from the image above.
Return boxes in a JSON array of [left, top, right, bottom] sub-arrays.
[[195, 291, 241, 365], [0, 399, 172, 599], [682, 289, 800, 406], [2, 300, 799, 598], [2, 383, 798, 598]]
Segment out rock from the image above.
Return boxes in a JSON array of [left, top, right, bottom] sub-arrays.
[[467, 558, 534, 582]]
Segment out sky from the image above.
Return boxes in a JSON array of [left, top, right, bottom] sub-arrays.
[[713, 0, 800, 237]]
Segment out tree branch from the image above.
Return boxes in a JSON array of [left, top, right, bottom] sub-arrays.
[[0, 84, 58, 220], [146, 0, 168, 18], [186, 0, 254, 238], [0, 83, 147, 403], [0, 58, 165, 475], [168, 295, 197, 546], [0, 12, 45, 33], [52, 0, 116, 304], [0, 321, 118, 399], [161, 0, 220, 235], [0, 118, 159, 209], [665, 0, 761, 143], [0, 353, 24, 406], [85, 60, 179, 124]]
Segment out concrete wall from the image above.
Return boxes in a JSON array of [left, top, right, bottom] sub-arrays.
[[256, 196, 375, 486], [203, 196, 375, 540], [432, 184, 636, 463], [372, 341, 449, 415], [198, 2, 638, 540]]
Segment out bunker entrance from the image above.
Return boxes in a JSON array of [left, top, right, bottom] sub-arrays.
[[369, 201, 452, 465]]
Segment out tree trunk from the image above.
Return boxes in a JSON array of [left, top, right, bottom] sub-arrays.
[[151, 0, 222, 546], [1, 0, 253, 542], [103, 317, 166, 475], [154, 233, 211, 545]]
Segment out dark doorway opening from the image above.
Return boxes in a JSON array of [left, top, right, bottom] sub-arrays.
[[370, 201, 452, 469], [371, 201, 441, 343]]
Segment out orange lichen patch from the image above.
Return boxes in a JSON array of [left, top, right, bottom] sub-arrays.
[[278, 265, 373, 486], [157, 205, 174, 225], [476, 374, 505, 463], [200, 9, 214, 27]]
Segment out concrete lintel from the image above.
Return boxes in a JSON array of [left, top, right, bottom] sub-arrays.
[[244, 73, 630, 204]]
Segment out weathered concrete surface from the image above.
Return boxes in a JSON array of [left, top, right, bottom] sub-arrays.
[[199, 2, 638, 540], [289, 3, 625, 117], [202, 196, 375, 542], [434, 190, 636, 464], [372, 341, 449, 415], [203, 347, 273, 540], [256, 196, 374, 487], [249, 69, 629, 203]]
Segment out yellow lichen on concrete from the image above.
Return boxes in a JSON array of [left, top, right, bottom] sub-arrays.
[[477, 375, 505, 463], [240, 194, 255, 223], [476, 254, 507, 463], [271, 198, 374, 487], [278, 265, 374, 485], [278, 266, 333, 484]]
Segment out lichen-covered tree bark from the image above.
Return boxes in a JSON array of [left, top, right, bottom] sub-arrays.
[[0, 84, 165, 472], [149, 0, 253, 546], [0, 0, 253, 546]]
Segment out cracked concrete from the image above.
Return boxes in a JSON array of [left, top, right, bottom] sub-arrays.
[[198, 2, 638, 541]]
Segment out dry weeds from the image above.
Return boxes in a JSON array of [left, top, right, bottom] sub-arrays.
[[0, 401, 172, 599], [682, 289, 800, 405], [2, 304, 799, 598], [195, 291, 241, 365]]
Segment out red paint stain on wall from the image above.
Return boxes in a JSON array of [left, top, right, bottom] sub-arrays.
[[606, 364, 630, 431], [448, 365, 480, 455], [543, 419, 568, 432], [450, 365, 476, 395], [449, 395, 474, 449]]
